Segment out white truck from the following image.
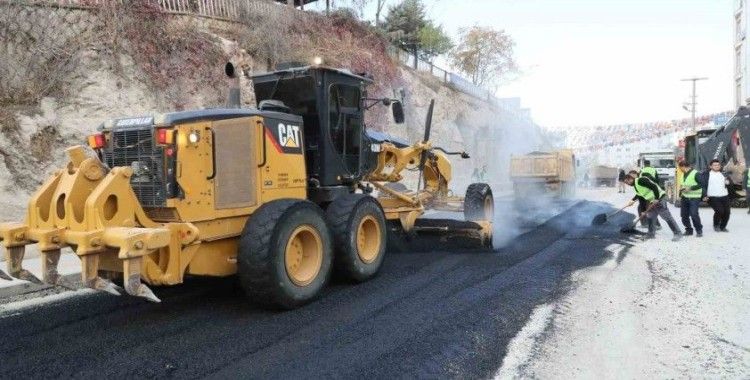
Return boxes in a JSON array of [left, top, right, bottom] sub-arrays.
[[637, 151, 675, 187]]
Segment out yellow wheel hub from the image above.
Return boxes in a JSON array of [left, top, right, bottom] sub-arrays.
[[356, 215, 381, 264], [284, 225, 323, 286]]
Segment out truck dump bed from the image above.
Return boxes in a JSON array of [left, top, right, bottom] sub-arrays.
[[510, 150, 575, 181], [588, 165, 618, 187], [510, 150, 575, 197]]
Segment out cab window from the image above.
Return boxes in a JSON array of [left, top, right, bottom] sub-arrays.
[[328, 84, 362, 173]]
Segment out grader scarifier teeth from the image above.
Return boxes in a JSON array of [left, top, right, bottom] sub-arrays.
[[0, 146, 171, 302]]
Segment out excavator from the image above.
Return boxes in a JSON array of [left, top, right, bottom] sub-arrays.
[[667, 107, 749, 207], [0, 63, 494, 309]]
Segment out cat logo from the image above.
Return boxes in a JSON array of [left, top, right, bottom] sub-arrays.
[[278, 123, 301, 148]]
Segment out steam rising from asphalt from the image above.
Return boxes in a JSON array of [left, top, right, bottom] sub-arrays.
[[451, 112, 582, 249], [492, 196, 579, 249]]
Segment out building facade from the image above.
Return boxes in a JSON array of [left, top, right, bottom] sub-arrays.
[[736, 0, 749, 107]]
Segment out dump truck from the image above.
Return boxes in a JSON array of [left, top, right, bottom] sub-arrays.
[[510, 150, 576, 197], [0, 63, 493, 309], [587, 165, 618, 187]]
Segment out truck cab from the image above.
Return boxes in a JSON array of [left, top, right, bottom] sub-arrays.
[[637, 151, 675, 187]]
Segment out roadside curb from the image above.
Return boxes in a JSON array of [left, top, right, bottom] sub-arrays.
[[0, 273, 80, 301]]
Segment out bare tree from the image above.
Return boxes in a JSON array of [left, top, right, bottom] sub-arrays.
[[375, 0, 387, 27], [451, 26, 517, 88]]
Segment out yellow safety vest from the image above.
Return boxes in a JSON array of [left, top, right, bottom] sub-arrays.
[[641, 166, 657, 179], [634, 178, 665, 201], [681, 170, 702, 199]]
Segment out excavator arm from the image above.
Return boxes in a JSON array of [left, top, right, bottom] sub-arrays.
[[695, 107, 750, 201]]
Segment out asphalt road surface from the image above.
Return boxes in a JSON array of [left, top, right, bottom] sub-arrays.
[[0, 200, 634, 379]]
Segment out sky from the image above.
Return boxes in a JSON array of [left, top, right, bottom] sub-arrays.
[[304, 0, 734, 128]]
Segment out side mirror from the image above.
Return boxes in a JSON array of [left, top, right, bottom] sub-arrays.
[[392, 100, 405, 124]]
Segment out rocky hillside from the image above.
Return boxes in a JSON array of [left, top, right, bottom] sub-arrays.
[[0, 2, 541, 220]]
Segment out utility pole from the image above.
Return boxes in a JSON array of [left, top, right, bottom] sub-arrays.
[[681, 77, 708, 129]]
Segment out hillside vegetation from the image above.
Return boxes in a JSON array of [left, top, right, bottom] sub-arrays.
[[0, 2, 534, 220]]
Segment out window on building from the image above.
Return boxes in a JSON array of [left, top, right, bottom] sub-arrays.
[[737, 14, 743, 41], [737, 79, 743, 108], [737, 46, 743, 77]]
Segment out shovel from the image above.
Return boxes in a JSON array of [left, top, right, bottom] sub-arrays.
[[620, 202, 658, 234], [591, 204, 630, 226]]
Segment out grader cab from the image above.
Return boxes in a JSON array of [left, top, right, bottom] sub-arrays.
[[0, 64, 493, 309]]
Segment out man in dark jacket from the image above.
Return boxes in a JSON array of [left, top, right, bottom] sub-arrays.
[[624, 171, 682, 240], [677, 160, 704, 237], [699, 159, 732, 232], [618, 169, 626, 193]]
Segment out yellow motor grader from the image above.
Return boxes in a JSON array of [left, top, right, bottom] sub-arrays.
[[0, 63, 493, 309]]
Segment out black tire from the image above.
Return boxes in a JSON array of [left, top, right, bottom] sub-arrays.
[[464, 183, 494, 221], [237, 199, 333, 310], [326, 194, 387, 282]]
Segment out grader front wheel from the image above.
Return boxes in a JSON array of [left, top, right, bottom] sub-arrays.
[[238, 200, 333, 309], [326, 194, 387, 282], [464, 183, 494, 221]]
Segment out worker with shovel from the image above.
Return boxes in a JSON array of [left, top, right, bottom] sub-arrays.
[[623, 171, 683, 241], [678, 160, 704, 237]]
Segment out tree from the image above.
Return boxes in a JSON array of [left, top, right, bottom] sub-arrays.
[[382, 0, 427, 60], [417, 22, 452, 61], [326, 0, 372, 18], [375, 0, 387, 27], [451, 26, 517, 88]]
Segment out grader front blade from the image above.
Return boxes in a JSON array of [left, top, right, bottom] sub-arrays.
[[0, 146, 172, 302]]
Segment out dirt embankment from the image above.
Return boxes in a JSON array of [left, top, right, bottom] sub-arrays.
[[0, 3, 538, 220]]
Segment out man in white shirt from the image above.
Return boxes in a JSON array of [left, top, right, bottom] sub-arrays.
[[701, 159, 732, 232]]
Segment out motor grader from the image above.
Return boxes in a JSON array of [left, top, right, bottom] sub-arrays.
[[0, 63, 494, 309]]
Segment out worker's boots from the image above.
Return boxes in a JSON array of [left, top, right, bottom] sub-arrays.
[[683, 228, 693, 236]]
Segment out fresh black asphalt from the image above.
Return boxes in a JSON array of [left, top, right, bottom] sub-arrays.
[[0, 201, 635, 379]]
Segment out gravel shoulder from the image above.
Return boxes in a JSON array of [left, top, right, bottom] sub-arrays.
[[500, 189, 750, 379]]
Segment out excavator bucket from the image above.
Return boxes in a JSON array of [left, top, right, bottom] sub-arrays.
[[0, 146, 176, 302]]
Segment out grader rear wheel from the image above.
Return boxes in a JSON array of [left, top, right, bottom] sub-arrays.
[[238, 199, 332, 309], [326, 194, 387, 282], [464, 183, 494, 221]]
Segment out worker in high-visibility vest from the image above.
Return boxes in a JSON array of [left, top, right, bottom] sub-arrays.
[[677, 160, 704, 237], [635, 167, 661, 229], [625, 171, 682, 240], [640, 160, 659, 183]]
